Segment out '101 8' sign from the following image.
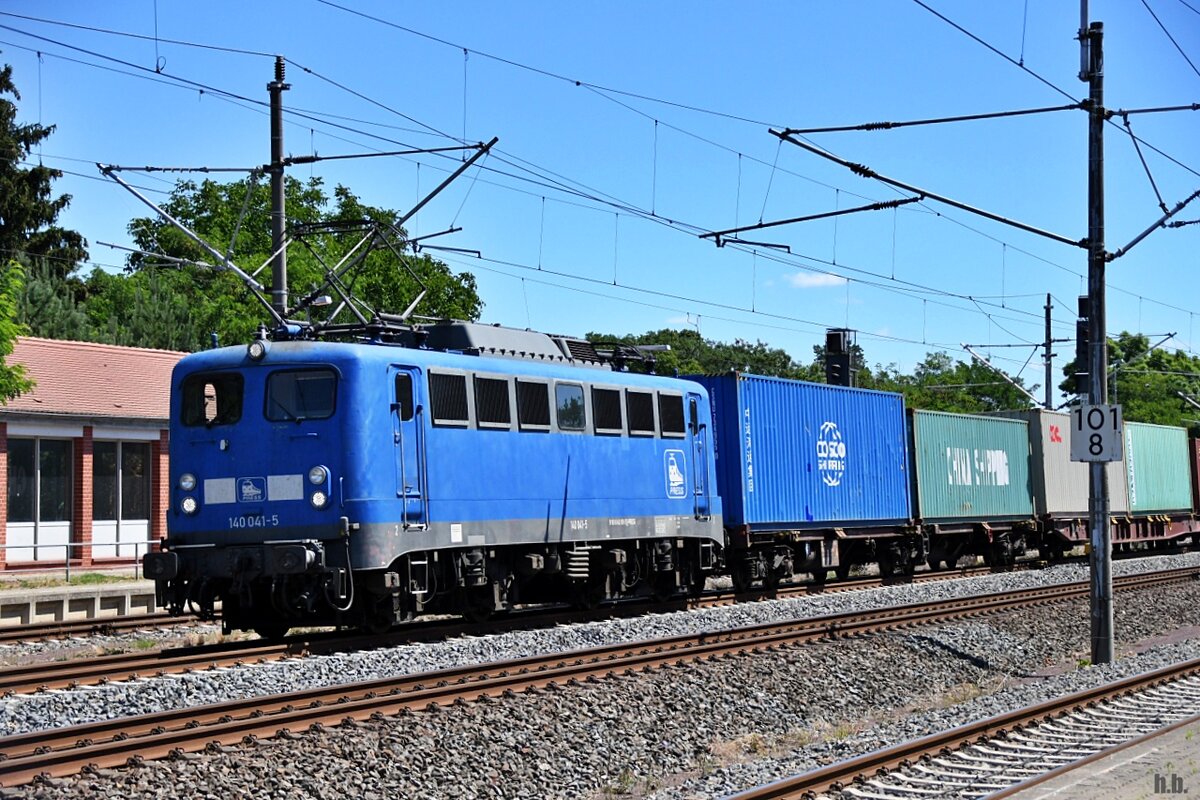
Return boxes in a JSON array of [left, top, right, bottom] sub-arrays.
[[1070, 404, 1124, 462]]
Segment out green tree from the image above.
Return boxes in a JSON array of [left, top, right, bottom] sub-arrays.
[[585, 327, 821, 379], [0, 65, 86, 274], [1061, 331, 1200, 428], [0, 261, 34, 401], [17, 257, 91, 341], [881, 351, 1036, 413], [102, 176, 482, 351]]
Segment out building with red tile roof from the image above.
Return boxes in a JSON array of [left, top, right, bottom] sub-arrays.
[[0, 338, 187, 570]]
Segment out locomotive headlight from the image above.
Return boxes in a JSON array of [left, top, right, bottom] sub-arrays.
[[247, 339, 269, 361], [178, 473, 197, 492], [181, 496, 199, 515], [308, 465, 328, 485], [310, 490, 329, 509]]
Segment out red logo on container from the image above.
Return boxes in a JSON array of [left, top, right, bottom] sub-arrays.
[[1049, 424, 1063, 444]]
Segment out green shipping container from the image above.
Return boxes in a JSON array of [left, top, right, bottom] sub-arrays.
[[910, 410, 1034, 522], [1124, 422, 1191, 514]]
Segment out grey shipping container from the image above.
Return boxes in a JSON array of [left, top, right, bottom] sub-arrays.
[[910, 409, 1034, 523], [996, 409, 1128, 517]]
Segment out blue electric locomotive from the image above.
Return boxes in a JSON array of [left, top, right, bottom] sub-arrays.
[[145, 322, 723, 636]]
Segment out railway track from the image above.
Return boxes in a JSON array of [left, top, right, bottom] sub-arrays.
[[1, 565, 1195, 787], [0, 612, 203, 645], [730, 657, 1200, 799], [0, 565, 994, 695]]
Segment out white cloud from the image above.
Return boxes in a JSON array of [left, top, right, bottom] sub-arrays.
[[786, 272, 848, 288]]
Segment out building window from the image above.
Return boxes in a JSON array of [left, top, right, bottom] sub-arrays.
[[430, 372, 470, 426], [266, 369, 337, 422], [6, 438, 73, 561], [6, 438, 35, 523], [626, 390, 655, 436], [92, 440, 151, 559], [94, 444, 151, 521], [38, 440, 72, 522], [474, 376, 511, 428], [592, 387, 623, 435], [658, 393, 686, 438], [516, 380, 551, 431], [181, 373, 244, 427], [93, 441, 118, 521], [556, 383, 585, 431]]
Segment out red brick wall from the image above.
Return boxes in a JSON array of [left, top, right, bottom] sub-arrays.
[[0, 422, 7, 568], [151, 429, 169, 549], [73, 427, 93, 566]]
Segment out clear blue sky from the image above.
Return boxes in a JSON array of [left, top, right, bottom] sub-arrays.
[[2, 2, 1197, 401]]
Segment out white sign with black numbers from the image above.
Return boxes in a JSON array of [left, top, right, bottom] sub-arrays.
[[1070, 403, 1124, 462]]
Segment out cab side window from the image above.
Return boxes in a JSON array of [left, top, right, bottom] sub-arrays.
[[181, 373, 244, 427], [555, 383, 585, 431]]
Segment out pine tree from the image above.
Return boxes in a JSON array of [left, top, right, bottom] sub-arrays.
[[17, 257, 91, 341], [0, 64, 87, 275]]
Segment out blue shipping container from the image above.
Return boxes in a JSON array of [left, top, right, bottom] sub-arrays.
[[691, 373, 911, 530]]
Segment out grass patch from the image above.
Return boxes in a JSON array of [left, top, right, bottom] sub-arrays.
[[3, 573, 139, 590], [936, 682, 983, 708], [132, 638, 158, 651]]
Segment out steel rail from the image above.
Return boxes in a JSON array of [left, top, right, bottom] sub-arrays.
[[0, 612, 199, 645], [0, 567, 1194, 787], [729, 657, 1200, 799], [0, 565, 996, 695]]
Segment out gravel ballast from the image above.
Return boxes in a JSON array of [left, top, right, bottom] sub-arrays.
[[4, 553, 1200, 799]]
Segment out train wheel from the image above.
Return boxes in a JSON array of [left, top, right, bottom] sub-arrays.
[[731, 560, 753, 593], [877, 548, 897, 577], [573, 575, 608, 609], [252, 621, 290, 640], [652, 574, 680, 603], [462, 588, 494, 623], [835, 563, 852, 581]]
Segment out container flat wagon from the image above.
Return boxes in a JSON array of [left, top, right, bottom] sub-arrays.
[[693, 373, 915, 583], [1114, 421, 1200, 549], [909, 409, 1035, 567]]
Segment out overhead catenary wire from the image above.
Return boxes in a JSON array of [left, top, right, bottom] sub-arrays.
[[4, 16, 1180, 331], [8, 9, 1198, 363], [782, 102, 1085, 135], [910, 0, 1200, 180], [771, 129, 1085, 248], [1140, 0, 1200, 79]]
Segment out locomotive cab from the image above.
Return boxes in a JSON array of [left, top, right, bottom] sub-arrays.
[[145, 340, 359, 637]]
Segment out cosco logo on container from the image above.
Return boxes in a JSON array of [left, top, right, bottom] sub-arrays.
[[817, 422, 846, 487]]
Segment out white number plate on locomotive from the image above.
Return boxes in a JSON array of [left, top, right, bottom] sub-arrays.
[[228, 514, 280, 529]]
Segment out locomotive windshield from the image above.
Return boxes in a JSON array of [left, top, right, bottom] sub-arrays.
[[265, 368, 337, 422], [181, 373, 244, 427]]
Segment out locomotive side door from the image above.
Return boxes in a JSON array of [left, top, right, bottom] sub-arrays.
[[688, 393, 711, 520], [391, 367, 426, 528]]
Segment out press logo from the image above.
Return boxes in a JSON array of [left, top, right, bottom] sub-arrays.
[[238, 477, 265, 502], [664, 450, 687, 499], [817, 421, 846, 487], [1153, 772, 1188, 794]]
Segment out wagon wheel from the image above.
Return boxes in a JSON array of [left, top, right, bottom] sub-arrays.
[[252, 620, 291, 641], [731, 559, 754, 593], [461, 588, 494, 623], [573, 574, 609, 610]]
